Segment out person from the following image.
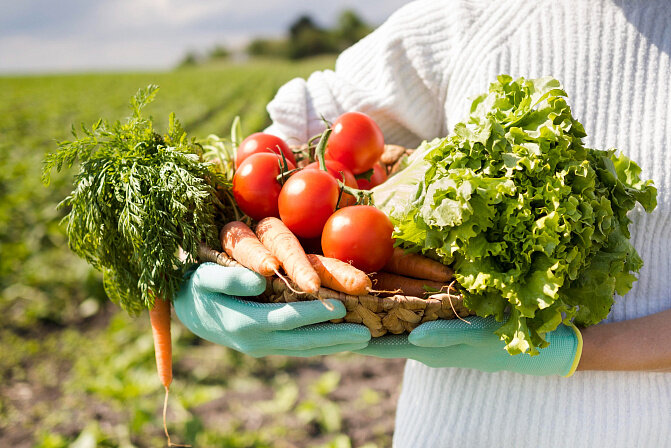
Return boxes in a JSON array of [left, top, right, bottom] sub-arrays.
[[175, 0, 671, 446]]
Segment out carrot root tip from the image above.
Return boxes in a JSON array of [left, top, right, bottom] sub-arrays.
[[366, 287, 403, 295], [274, 268, 306, 295]]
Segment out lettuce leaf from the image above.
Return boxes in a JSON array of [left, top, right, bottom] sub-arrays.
[[374, 75, 657, 355]]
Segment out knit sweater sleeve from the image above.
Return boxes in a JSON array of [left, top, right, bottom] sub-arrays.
[[265, 0, 460, 148]]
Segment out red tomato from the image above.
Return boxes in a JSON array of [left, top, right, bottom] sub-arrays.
[[321, 205, 394, 273], [236, 133, 296, 169], [233, 153, 295, 221], [304, 160, 358, 207], [325, 112, 384, 174], [278, 170, 340, 238], [356, 162, 388, 190]]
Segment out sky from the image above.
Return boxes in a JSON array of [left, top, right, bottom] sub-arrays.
[[0, 0, 410, 74]]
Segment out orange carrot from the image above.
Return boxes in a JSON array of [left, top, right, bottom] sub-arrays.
[[221, 221, 281, 276], [150, 298, 172, 389], [149, 298, 190, 447], [370, 271, 450, 298], [256, 217, 320, 294], [308, 254, 372, 295], [384, 247, 454, 282]]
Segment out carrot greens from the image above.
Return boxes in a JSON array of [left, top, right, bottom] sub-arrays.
[[42, 85, 234, 315]]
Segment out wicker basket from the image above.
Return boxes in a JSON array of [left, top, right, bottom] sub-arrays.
[[198, 144, 475, 337], [260, 277, 473, 337], [198, 244, 473, 337]]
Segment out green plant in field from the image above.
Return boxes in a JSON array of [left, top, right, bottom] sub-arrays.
[[296, 371, 343, 434]]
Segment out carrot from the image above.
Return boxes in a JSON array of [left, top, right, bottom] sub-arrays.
[[308, 254, 372, 295], [256, 217, 320, 294], [384, 247, 454, 282], [221, 221, 281, 276], [149, 298, 190, 447], [370, 272, 451, 298], [197, 241, 243, 268], [150, 298, 172, 389]]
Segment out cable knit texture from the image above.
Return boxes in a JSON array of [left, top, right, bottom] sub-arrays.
[[265, 0, 671, 446]]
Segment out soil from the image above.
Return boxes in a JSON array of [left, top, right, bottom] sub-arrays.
[[0, 303, 407, 447]]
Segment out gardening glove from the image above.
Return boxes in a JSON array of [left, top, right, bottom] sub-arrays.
[[354, 317, 582, 377], [174, 263, 371, 357]]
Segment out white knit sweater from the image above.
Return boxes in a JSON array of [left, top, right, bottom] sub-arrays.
[[266, 1, 671, 446]]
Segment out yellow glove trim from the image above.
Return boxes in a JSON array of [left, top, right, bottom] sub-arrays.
[[563, 322, 583, 377]]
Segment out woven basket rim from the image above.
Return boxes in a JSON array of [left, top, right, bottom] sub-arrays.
[[260, 277, 474, 337]]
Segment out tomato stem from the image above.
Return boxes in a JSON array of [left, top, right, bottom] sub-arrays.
[[308, 133, 323, 147], [315, 128, 332, 172], [275, 167, 302, 183], [276, 152, 294, 185], [279, 146, 290, 170], [335, 184, 344, 209], [334, 170, 346, 209], [354, 168, 374, 181], [337, 180, 373, 205], [319, 115, 332, 129]]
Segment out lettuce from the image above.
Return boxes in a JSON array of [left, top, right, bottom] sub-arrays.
[[373, 75, 656, 355]]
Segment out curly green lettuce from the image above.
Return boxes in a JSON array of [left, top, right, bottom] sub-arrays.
[[374, 75, 657, 355]]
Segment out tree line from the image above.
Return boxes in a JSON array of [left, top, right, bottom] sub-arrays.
[[180, 10, 373, 67]]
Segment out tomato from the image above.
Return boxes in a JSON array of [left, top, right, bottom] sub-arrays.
[[236, 132, 296, 169], [304, 159, 358, 207], [321, 205, 394, 272], [233, 153, 295, 221], [325, 112, 384, 174], [356, 162, 388, 190], [278, 169, 339, 238]]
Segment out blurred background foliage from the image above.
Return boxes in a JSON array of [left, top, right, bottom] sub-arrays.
[[181, 10, 374, 67], [0, 56, 403, 447]]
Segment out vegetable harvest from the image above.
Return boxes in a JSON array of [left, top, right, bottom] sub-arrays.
[[38, 72, 659, 445], [42, 85, 233, 445], [374, 75, 657, 355]]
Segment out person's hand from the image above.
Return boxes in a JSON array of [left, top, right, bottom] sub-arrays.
[[174, 263, 371, 357], [354, 317, 582, 377]]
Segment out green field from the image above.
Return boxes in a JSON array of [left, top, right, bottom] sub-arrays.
[[0, 58, 403, 447]]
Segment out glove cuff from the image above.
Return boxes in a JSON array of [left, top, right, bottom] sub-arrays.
[[519, 323, 582, 376], [562, 322, 583, 377]]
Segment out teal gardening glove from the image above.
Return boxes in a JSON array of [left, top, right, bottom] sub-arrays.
[[174, 263, 371, 357], [354, 317, 583, 377]]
